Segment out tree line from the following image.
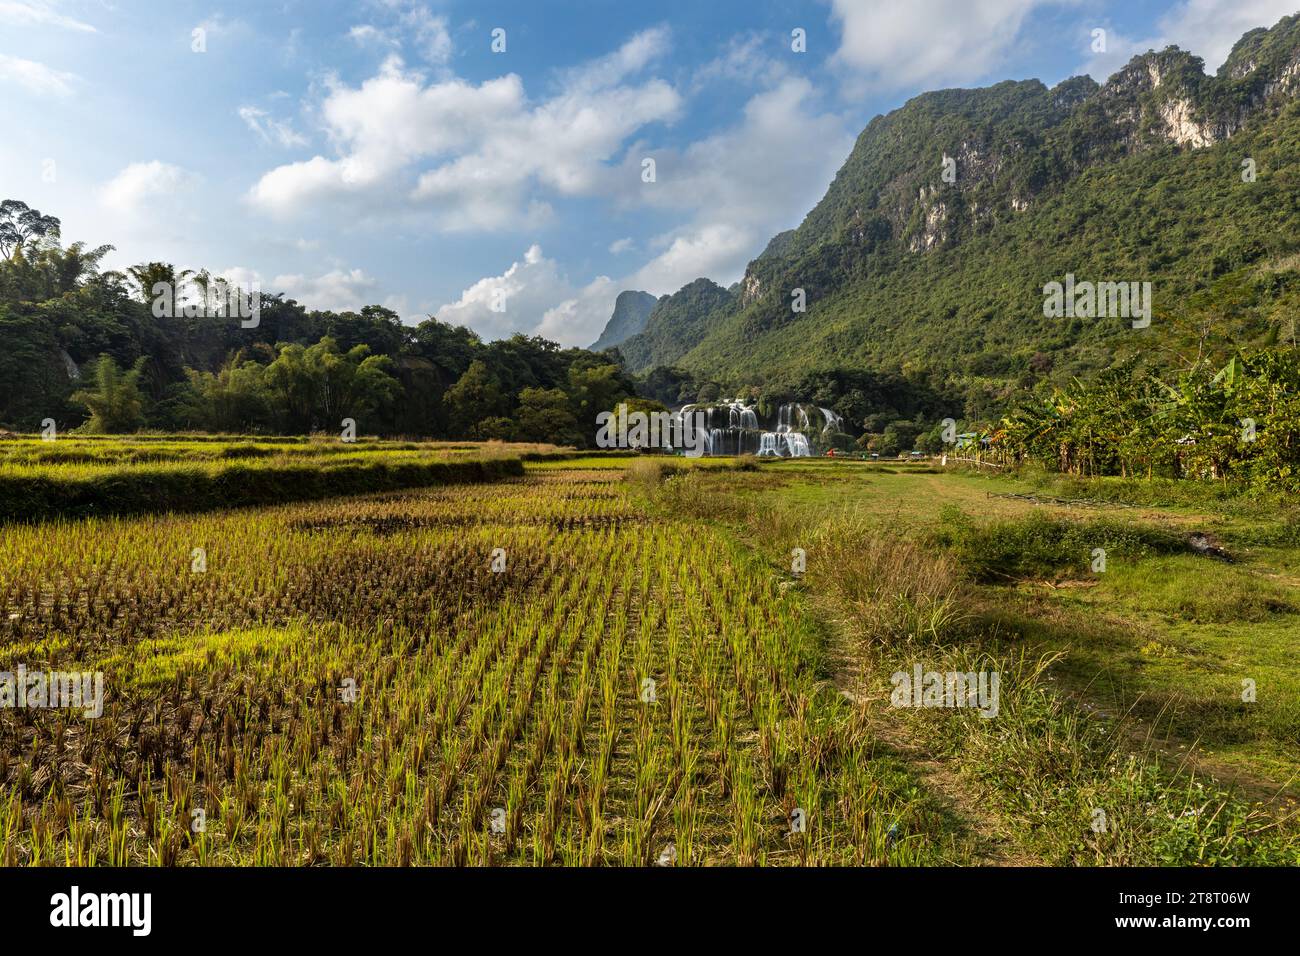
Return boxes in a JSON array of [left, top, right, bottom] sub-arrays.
[[0, 200, 639, 442], [995, 351, 1300, 489]]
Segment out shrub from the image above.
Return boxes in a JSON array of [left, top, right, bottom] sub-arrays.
[[931, 506, 1188, 580]]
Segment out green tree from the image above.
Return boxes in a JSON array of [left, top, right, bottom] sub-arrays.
[[515, 387, 582, 446], [444, 360, 508, 438], [0, 199, 60, 260], [71, 355, 148, 432], [180, 356, 269, 432], [125, 262, 194, 309], [566, 362, 634, 434], [263, 337, 400, 433]]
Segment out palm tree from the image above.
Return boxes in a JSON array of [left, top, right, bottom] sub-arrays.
[[70, 355, 148, 433], [35, 241, 114, 297], [125, 262, 194, 310]]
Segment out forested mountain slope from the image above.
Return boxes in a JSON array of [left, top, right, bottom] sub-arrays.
[[621, 16, 1300, 391]]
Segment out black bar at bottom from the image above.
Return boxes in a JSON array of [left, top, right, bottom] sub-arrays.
[[0, 866, 1285, 943]]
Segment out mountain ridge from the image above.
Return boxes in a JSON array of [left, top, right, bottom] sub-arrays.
[[590, 290, 657, 351], [616, 14, 1300, 391]]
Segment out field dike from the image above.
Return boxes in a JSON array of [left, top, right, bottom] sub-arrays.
[[0, 454, 524, 521]]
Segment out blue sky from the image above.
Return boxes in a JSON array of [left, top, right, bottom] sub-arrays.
[[2, 0, 1297, 345]]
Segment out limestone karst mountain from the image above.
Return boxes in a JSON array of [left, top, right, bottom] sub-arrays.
[[590, 290, 658, 351], [616, 14, 1300, 386]]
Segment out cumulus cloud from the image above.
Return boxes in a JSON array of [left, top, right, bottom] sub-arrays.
[[217, 265, 380, 313], [689, 32, 790, 91], [274, 268, 380, 312], [536, 277, 618, 345], [239, 106, 309, 148], [434, 244, 615, 344], [244, 24, 847, 346], [560, 24, 671, 91], [627, 223, 757, 295], [439, 76, 853, 346], [828, 0, 1070, 91], [349, 3, 450, 64], [348, 24, 396, 48], [248, 29, 681, 229], [101, 161, 199, 213], [0, 1, 95, 32], [1082, 0, 1300, 80], [617, 76, 852, 295], [400, 5, 452, 65], [0, 53, 77, 97]]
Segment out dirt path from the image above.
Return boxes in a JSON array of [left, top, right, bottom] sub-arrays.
[[819, 605, 1044, 867]]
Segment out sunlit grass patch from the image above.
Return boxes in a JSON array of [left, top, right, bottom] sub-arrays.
[[1098, 556, 1298, 624]]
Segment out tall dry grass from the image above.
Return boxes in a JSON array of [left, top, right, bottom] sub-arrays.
[[806, 514, 968, 645]]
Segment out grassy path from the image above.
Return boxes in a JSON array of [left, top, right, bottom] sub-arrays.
[[645, 457, 1300, 864]]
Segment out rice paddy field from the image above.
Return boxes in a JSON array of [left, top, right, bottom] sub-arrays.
[[1, 440, 1297, 866]]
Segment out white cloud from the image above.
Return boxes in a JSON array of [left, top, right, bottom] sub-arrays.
[[617, 77, 852, 295], [248, 29, 680, 229], [690, 32, 788, 91], [1082, 1, 1300, 80], [0, 1, 95, 32], [100, 161, 199, 213], [561, 24, 671, 91], [216, 265, 380, 313], [349, 4, 451, 64], [348, 24, 395, 48], [628, 223, 757, 296], [828, 0, 1070, 91], [436, 244, 612, 343], [239, 106, 309, 148], [215, 266, 264, 294], [274, 268, 379, 312], [536, 277, 617, 345], [401, 5, 452, 65], [247, 60, 525, 216], [1158, 0, 1299, 71], [0, 53, 76, 96], [439, 76, 853, 346], [608, 237, 635, 254]]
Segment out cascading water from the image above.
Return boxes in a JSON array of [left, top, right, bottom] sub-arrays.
[[671, 399, 843, 457]]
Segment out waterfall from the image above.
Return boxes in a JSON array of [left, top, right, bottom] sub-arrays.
[[783, 432, 811, 456], [668, 398, 845, 458]]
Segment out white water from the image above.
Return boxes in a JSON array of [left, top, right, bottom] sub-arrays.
[[672, 399, 841, 458]]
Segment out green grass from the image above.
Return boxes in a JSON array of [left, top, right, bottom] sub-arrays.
[[977, 553, 1300, 789], [650, 458, 1300, 844], [0, 441, 535, 520], [3, 444, 1295, 865]]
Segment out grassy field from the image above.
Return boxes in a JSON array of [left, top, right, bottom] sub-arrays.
[[0, 442, 1296, 865], [733, 460, 1300, 793]]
